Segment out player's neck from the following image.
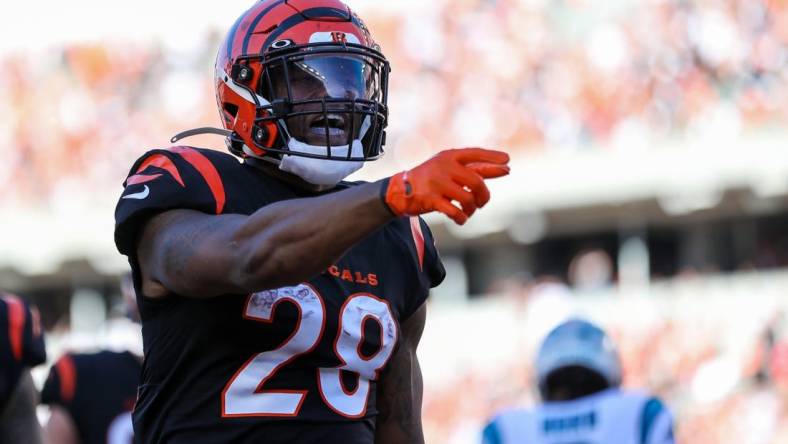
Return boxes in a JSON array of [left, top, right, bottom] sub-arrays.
[[547, 386, 609, 402], [245, 157, 336, 194]]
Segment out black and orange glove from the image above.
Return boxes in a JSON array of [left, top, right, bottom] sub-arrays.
[[384, 148, 510, 225]]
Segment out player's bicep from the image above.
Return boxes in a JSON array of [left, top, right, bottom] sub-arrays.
[[374, 302, 426, 444], [137, 209, 248, 299]]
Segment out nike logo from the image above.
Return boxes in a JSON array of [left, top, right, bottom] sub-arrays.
[[122, 185, 150, 200]]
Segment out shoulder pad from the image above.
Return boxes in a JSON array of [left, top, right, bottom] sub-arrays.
[[114, 146, 237, 256], [0, 293, 46, 367]]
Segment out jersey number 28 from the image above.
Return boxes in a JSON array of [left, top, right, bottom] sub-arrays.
[[222, 283, 398, 418]]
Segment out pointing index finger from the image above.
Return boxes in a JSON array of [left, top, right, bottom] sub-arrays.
[[453, 148, 510, 166], [467, 163, 510, 179]]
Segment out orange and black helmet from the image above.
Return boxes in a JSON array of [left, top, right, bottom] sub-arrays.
[[211, 0, 389, 161]]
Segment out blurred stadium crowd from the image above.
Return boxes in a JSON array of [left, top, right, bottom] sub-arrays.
[[3, 0, 788, 202], [419, 274, 788, 443], [2, 0, 788, 442]]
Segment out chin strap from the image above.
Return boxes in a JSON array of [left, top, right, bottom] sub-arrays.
[[170, 127, 234, 144]]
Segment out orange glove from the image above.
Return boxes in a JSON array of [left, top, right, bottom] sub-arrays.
[[384, 148, 510, 225]]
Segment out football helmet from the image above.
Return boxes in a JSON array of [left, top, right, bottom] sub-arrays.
[[175, 0, 390, 165], [535, 318, 622, 399]]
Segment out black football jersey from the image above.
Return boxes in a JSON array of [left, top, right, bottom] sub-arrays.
[[0, 293, 46, 410], [41, 351, 141, 444], [113, 146, 445, 444]]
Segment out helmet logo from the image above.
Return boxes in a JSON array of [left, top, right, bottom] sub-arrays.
[[270, 39, 294, 50], [330, 31, 347, 44], [309, 32, 361, 45]]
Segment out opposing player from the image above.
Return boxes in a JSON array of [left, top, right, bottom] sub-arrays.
[[113, 1, 509, 443], [0, 292, 46, 444], [482, 319, 674, 444]]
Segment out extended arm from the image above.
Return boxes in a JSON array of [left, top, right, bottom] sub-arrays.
[[374, 302, 426, 444], [138, 180, 393, 298], [135, 148, 509, 299]]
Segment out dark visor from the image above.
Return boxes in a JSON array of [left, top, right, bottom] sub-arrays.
[[261, 54, 382, 102]]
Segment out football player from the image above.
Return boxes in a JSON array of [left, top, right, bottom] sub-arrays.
[[41, 275, 142, 444], [482, 319, 674, 444], [41, 350, 141, 444], [0, 292, 46, 444], [113, 1, 510, 443]]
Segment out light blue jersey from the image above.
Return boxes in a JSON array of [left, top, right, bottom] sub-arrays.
[[482, 388, 674, 444]]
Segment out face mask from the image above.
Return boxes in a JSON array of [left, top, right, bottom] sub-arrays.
[[278, 138, 364, 187]]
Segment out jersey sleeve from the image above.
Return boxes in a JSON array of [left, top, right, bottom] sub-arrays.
[[41, 354, 77, 408], [402, 217, 446, 319], [420, 218, 446, 289], [21, 302, 45, 367], [0, 294, 46, 369], [640, 397, 675, 444], [114, 147, 228, 257], [481, 418, 504, 444]]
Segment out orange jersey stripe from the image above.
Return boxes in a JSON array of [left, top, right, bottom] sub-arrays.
[[409, 217, 425, 271], [2, 295, 25, 362], [127, 173, 163, 186], [56, 355, 77, 403], [136, 154, 185, 187], [172, 147, 226, 214]]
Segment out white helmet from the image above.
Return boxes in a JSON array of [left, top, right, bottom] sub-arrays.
[[535, 318, 622, 398]]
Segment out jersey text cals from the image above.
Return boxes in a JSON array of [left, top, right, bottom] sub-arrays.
[[327, 266, 379, 286]]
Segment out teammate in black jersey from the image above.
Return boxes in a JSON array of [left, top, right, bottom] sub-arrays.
[[0, 292, 46, 444], [114, 1, 510, 443], [41, 275, 143, 444], [42, 350, 142, 444]]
